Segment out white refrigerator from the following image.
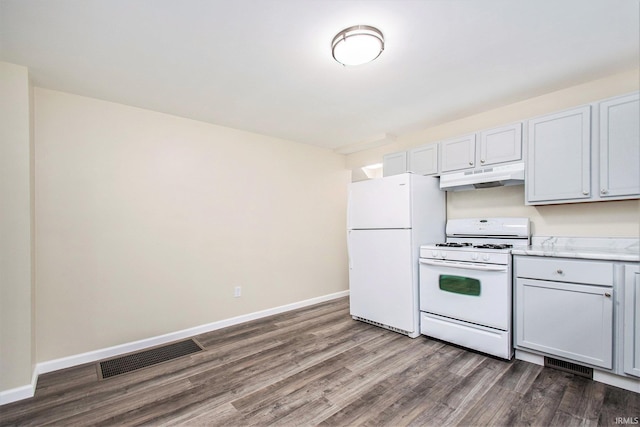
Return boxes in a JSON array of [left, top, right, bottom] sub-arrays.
[[347, 173, 445, 338]]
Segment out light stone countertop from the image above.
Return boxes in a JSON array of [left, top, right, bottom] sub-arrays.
[[511, 236, 640, 262]]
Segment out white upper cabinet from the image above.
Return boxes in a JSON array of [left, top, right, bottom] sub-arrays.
[[382, 151, 407, 177], [408, 144, 439, 176], [440, 134, 476, 172], [526, 92, 640, 205], [599, 92, 640, 198], [440, 124, 522, 174], [479, 123, 522, 166], [526, 106, 592, 204]]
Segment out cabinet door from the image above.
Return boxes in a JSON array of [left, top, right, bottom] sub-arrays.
[[440, 134, 476, 172], [382, 151, 407, 177], [527, 106, 591, 204], [624, 265, 640, 377], [599, 93, 640, 198], [515, 278, 613, 369], [408, 144, 438, 176], [479, 122, 522, 166]]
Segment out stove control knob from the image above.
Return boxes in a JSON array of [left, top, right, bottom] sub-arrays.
[[482, 254, 490, 261], [432, 251, 438, 258], [440, 251, 447, 259], [471, 253, 479, 261]]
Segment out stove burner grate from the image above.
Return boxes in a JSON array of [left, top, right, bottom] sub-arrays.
[[473, 244, 513, 249], [435, 242, 472, 248]]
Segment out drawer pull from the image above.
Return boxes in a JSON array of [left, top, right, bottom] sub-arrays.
[[604, 292, 611, 298], [556, 269, 563, 274]]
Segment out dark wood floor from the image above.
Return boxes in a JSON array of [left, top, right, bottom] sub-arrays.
[[1, 297, 638, 426]]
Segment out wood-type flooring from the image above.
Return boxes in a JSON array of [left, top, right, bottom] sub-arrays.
[[1, 297, 638, 426]]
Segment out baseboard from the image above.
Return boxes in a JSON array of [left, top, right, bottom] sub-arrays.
[[594, 371, 640, 393], [0, 368, 39, 406], [0, 290, 348, 405]]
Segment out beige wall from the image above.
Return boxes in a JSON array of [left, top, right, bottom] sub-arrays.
[[34, 88, 350, 362], [6, 66, 639, 388], [347, 69, 640, 237], [0, 62, 35, 391]]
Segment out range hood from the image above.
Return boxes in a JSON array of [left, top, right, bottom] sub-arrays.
[[439, 162, 525, 192]]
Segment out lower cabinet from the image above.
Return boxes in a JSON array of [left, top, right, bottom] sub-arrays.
[[624, 264, 640, 377], [515, 278, 613, 369], [514, 256, 614, 370]]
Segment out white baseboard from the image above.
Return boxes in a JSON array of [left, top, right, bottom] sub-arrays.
[[594, 370, 640, 393], [0, 368, 39, 406], [0, 290, 349, 405]]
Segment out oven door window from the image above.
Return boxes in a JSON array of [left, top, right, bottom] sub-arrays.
[[439, 275, 481, 296]]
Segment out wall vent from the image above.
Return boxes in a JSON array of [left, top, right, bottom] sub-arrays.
[[98, 339, 203, 379], [544, 356, 593, 379]]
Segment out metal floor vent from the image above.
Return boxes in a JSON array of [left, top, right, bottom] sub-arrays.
[[544, 356, 593, 379], [98, 339, 203, 379]]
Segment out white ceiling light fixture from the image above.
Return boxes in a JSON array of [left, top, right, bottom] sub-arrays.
[[331, 25, 384, 66]]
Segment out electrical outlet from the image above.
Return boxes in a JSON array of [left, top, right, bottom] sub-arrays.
[[234, 286, 241, 297]]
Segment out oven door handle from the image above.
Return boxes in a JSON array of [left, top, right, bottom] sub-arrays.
[[419, 258, 508, 272]]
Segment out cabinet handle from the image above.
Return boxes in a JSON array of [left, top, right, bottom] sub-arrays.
[[604, 292, 611, 298], [480, 159, 485, 164], [556, 269, 563, 274], [469, 161, 473, 166], [582, 191, 589, 196], [601, 189, 608, 194]]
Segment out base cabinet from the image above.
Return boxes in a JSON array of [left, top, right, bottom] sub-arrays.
[[624, 264, 640, 377], [515, 278, 613, 369], [514, 256, 614, 370]]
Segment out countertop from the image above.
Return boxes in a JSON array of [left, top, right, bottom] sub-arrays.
[[511, 236, 640, 262]]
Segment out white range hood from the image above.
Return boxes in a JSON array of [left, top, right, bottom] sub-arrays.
[[439, 162, 525, 192]]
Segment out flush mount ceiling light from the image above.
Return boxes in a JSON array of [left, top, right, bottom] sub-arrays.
[[331, 25, 384, 66]]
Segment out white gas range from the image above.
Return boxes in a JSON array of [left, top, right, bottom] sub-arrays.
[[419, 218, 530, 359]]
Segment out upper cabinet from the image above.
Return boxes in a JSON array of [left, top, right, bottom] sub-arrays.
[[408, 143, 439, 176], [479, 123, 523, 167], [440, 123, 523, 173], [440, 134, 476, 172], [599, 92, 640, 199], [526, 106, 592, 203], [383, 144, 440, 177], [526, 92, 640, 205], [382, 151, 407, 177]]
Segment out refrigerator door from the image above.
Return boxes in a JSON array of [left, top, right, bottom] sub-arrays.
[[348, 173, 412, 230], [348, 229, 415, 333]]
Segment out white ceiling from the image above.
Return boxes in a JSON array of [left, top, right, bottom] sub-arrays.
[[1, 0, 638, 152]]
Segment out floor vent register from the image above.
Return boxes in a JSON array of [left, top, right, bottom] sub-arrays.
[[98, 339, 203, 379], [544, 356, 593, 379]]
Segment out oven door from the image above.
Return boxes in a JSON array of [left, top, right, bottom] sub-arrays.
[[419, 258, 510, 330]]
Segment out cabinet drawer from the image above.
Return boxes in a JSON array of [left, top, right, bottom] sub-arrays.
[[515, 256, 613, 285]]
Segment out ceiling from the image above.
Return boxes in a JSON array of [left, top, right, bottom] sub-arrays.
[[1, 0, 638, 153]]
